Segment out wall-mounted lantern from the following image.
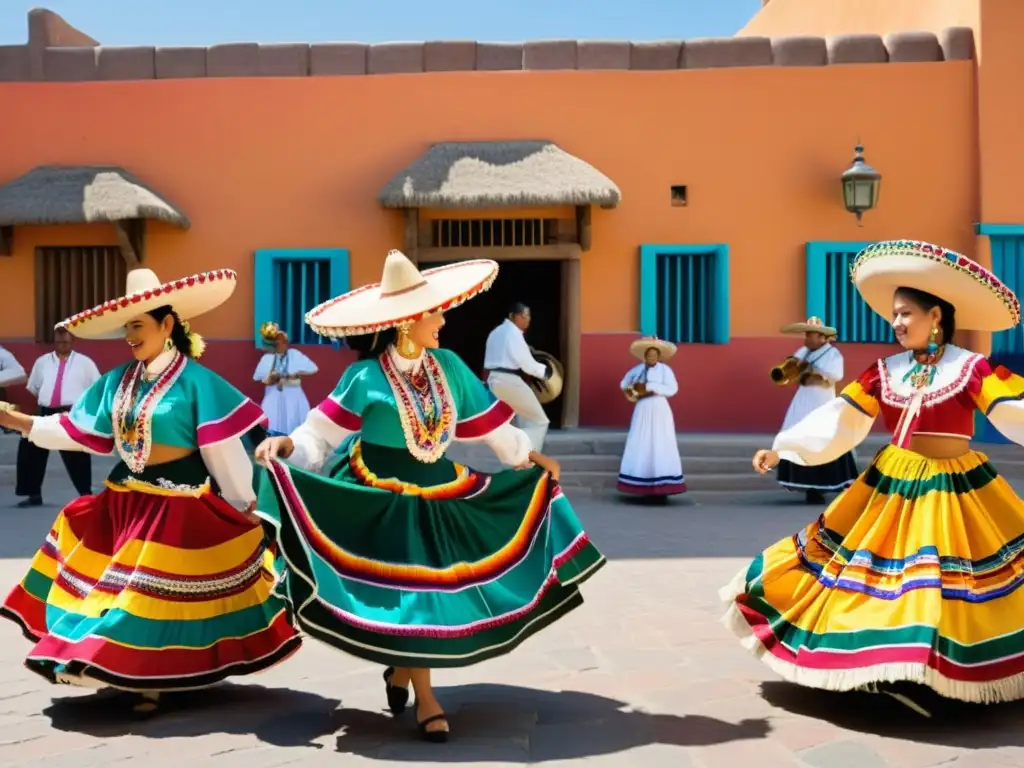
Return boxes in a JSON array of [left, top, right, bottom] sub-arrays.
[[841, 144, 881, 224]]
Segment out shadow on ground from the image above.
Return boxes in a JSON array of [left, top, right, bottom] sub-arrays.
[[335, 682, 772, 762], [761, 680, 1024, 749], [42, 682, 771, 762]]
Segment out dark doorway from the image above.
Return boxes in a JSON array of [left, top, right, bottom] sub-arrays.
[[421, 258, 564, 428]]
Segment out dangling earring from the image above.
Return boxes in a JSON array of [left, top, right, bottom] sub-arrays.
[[164, 337, 174, 353], [395, 322, 418, 359], [926, 327, 939, 357]]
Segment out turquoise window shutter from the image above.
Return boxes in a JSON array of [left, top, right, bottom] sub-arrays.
[[638, 244, 729, 344], [805, 241, 889, 343], [989, 235, 1024, 355], [252, 249, 350, 347]]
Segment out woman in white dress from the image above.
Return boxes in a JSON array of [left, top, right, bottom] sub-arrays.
[[617, 337, 687, 498], [253, 322, 318, 436]]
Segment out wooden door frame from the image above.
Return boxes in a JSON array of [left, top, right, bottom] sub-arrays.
[[404, 209, 582, 428]]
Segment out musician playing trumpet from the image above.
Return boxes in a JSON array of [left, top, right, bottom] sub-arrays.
[[616, 337, 687, 499], [774, 317, 858, 503]]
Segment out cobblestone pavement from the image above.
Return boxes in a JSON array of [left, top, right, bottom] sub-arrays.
[[0, 465, 1023, 766]]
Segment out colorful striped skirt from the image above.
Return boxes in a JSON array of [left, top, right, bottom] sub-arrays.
[[722, 445, 1024, 704], [0, 453, 301, 692], [256, 439, 605, 668]]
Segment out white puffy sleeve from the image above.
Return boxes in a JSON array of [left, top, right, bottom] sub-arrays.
[[478, 423, 532, 467], [289, 409, 354, 472], [201, 438, 256, 509], [773, 367, 879, 466], [646, 364, 678, 398], [28, 415, 98, 453]]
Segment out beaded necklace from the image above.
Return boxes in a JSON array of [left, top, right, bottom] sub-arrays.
[[893, 343, 945, 448], [379, 348, 456, 464], [901, 344, 946, 390], [111, 352, 186, 473]]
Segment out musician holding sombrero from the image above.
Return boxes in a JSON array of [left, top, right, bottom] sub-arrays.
[[773, 316, 858, 503], [483, 302, 554, 451], [617, 337, 687, 498]]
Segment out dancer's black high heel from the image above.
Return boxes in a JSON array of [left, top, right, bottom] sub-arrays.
[[383, 667, 409, 715]]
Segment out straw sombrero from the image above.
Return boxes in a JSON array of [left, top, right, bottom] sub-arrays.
[[781, 316, 837, 338], [629, 336, 677, 362], [60, 268, 237, 340], [306, 249, 498, 337], [852, 240, 1021, 332]]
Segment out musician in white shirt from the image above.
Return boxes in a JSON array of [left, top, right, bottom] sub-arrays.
[[0, 345, 26, 435], [483, 302, 551, 451], [15, 329, 101, 507]]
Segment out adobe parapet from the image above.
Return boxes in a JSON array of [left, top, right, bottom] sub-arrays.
[[0, 9, 975, 82]]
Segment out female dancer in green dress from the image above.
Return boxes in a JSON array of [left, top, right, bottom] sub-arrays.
[[255, 249, 605, 742]]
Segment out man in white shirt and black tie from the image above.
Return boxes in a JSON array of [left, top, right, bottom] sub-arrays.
[[484, 302, 552, 452], [15, 328, 101, 507], [0, 344, 26, 435]]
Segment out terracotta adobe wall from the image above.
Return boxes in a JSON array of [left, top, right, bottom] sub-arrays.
[[0, 9, 975, 82]]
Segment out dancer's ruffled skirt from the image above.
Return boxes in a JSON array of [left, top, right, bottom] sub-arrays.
[[0, 454, 301, 691], [257, 439, 605, 668], [722, 445, 1024, 704]]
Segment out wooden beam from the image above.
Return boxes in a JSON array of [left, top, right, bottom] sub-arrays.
[[415, 244, 582, 263], [126, 219, 146, 263], [0, 226, 11, 257], [575, 205, 592, 252], [112, 221, 141, 268], [403, 209, 420, 264], [561, 257, 581, 428]]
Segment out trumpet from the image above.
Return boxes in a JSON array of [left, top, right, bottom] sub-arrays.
[[770, 357, 807, 386]]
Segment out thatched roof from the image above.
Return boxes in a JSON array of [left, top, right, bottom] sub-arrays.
[[0, 165, 190, 228], [378, 141, 621, 209]]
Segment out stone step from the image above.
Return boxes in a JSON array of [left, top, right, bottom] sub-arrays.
[[557, 470, 778, 493]]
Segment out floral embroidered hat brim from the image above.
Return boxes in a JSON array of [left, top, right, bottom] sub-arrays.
[[59, 268, 238, 340], [852, 240, 1022, 332], [306, 249, 498, 338], [780, 316, 837, 338], [629, 336, 677, 362]]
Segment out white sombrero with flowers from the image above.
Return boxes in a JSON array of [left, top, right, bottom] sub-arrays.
[[629, 336, 677, 362], [306, 249, 498, 337], [59, 268, 238, 340], [852, 240, 1021, 332], [781, 316, 837, 338]]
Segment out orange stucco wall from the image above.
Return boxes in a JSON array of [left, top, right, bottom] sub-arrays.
[[740, 0, 980, 41], [0, 62, 978, 344]]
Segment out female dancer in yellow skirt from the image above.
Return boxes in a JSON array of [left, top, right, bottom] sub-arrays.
[[0, 267, 301, 714], [722, 240, 1024, 715]]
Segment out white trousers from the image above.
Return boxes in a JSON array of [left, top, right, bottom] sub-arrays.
[[487, 371, 549, 452]]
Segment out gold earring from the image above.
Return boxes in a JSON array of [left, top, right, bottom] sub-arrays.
[[395, 322, 418, 358], [164, 337, 174, 352]]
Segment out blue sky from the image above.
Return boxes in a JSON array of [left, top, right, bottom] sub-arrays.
[[0, 1, 763, 46]]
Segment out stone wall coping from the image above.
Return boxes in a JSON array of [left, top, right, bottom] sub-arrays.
[[0, 26, 976, 82]]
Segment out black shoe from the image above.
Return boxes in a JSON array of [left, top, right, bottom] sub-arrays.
[[383, 667, 409, 715], [417, 711, 450, 743], [16, 497, 43, 508], [805, 490, 826, 505]]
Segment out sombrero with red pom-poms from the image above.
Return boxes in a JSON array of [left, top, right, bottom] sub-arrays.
[[852, 240, 1021, 332], [59, 268, 237, 340]]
